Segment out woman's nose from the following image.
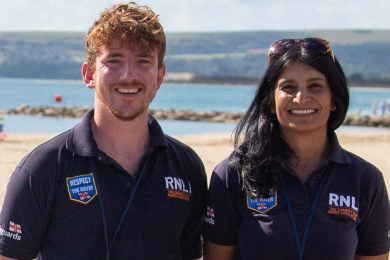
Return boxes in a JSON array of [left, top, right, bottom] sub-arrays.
[[293, 90, 311, 104]]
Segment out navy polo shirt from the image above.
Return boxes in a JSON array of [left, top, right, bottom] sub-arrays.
[[0, 109, 207, 260], [203, 133, 390, 259]]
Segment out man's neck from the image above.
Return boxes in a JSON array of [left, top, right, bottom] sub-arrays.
[[91, 108, 150, 176]]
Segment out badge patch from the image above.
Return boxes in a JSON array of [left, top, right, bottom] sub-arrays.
[[165, 176, 192, 202], [9, 221, 22, 234], [247, 189, 277, 214], [67, 173, 98, 204], [328, 193, 359, 221], [204, 206, 215, 225]]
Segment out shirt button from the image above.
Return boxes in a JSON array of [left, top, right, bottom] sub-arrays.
[[309, 181, 315, 187], [125, 183, 131, 188]]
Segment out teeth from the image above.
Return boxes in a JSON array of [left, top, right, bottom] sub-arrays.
[[291, 109, 315, 115], [117, 88, 139, 94]]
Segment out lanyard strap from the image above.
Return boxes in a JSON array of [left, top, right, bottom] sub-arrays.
[[279, 163, 332, 260], [90, 156, 149, 260]]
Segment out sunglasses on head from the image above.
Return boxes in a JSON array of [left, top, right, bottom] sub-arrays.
[[268, 37, 335, 65]]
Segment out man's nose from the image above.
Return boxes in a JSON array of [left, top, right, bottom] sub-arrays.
[[121, 62, 138, 80]]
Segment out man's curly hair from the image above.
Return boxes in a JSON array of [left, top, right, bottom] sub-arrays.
[[85, 2, 166, 69]]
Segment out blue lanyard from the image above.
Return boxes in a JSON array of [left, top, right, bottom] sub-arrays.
[[279, 163, 332, 260], [90, 156, 149, 260]]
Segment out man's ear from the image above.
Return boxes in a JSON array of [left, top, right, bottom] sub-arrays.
[[82, 62, 95, 89], [156, 63, 166, 90]]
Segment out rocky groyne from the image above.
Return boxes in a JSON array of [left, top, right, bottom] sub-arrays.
[[0, 105, 243, 123], [1, 105, 390, 128]]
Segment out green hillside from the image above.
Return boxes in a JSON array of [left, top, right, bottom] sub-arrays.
[[0, 30, 389, 83]]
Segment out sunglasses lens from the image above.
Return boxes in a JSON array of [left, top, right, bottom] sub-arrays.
[[268, 38, 334, 65], [303, 38, 330, 53], [269, 39, 296, 56]]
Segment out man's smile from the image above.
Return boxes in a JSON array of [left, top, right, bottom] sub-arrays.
[[116, 88, 140, 94]]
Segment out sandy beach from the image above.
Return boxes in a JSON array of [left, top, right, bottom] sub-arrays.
[[1, 130, 390, 209]]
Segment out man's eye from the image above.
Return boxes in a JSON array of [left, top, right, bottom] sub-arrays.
[[107, 60, 119, 63], [139, 59, 150, 64]]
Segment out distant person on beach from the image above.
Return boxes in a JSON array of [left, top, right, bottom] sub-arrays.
[[0, 2, 207, 260], [0, 115, 3, 140], [379, 101, 386, 116], [203, 38, 390, 260], [387, 99, 390, 115], [372, 101, 378, 115]]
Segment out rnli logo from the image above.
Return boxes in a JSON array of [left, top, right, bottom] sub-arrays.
[[66, 173, 98, 204], [328, 193, 359, 221], [247, 189, 277, 214], [165, 177, 192, 202]]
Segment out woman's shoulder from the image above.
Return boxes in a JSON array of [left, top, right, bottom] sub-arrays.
[[341, 149, 385, 186], [211, 156, 242, 185]]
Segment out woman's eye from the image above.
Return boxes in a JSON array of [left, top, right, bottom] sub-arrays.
[[281, 85, 295, 92], [310, 84, 323, 91]]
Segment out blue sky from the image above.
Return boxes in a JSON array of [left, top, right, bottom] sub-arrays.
[[0, 0, 389, 32]]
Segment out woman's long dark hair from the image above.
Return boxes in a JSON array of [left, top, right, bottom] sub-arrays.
[[229, 42, 349, 198]]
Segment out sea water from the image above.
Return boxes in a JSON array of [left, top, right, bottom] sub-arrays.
[[0, 78, 389, 134]]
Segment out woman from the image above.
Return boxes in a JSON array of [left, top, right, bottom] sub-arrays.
[[203, 38, 390, 260]]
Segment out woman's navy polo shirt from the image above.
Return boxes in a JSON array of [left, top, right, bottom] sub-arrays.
[[203, 133, 390, 259], [0, 110, 207, 260]]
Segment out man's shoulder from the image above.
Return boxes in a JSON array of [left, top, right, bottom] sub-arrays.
[[163, 134, 206, 175], [17, 130, 72, 173], [164, 134, 200, 159]]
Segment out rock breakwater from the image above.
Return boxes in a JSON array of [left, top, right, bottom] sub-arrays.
[[0, 105, 243, 123], [1, 105, 390, 128]]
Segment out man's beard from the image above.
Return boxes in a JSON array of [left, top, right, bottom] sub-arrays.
[[96, 81, 151, 121]]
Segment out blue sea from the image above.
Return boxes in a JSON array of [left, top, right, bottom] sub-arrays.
[[0, 77, 390, 135]]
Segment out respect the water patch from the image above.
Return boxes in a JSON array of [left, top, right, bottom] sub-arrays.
[[247, 189, 277, 214], [66, 173, 98, 204]]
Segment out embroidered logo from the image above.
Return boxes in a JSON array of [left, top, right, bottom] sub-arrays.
[[165, 177, 192, 202], [66, 173, 98, 204], [247, 189, 277, 214], [9, 222, 21, 233], [0, 224, 21, 241], [204, 206, 215, 225], [328, 193, 359, 221]]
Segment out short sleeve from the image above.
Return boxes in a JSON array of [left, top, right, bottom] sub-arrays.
[[356, 173, 390, 256], [203, 158, 242, 246], [0, 164, 47, 259]]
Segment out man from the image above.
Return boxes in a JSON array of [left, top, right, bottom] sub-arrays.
[[0, 2, 207, 259]]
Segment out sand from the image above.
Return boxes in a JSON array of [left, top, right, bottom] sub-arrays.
[[1, 130, 390, 209]]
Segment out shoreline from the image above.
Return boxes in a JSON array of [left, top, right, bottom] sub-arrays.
[[1, 105, 390, 128]]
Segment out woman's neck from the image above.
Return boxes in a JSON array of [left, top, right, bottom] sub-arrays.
[[284, 129, 328, 182]]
